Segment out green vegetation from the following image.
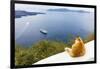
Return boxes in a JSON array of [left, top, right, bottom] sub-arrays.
[[15, 40, 69, 66]]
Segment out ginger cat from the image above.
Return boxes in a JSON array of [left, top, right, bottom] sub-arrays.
[[65, 37, 86, 57]]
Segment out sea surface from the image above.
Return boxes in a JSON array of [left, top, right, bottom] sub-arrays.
[[15, 11, 94, 47]]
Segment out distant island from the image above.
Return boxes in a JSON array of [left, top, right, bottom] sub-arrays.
[[15, 10, 45, 18], [15, 9, 89, 18], [47, 8, 90, 13]]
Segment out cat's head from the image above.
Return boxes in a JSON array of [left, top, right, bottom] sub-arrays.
[[75, 36, 81, 43]]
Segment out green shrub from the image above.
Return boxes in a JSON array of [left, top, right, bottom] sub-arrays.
[[15, 40, 69, 66]]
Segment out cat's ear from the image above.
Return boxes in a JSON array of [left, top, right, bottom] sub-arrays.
[[76, 37, 81, 41], [78, 37, 82, 40]]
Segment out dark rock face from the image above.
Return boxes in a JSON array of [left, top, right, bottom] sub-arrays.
[[15, 10, 45, 18]]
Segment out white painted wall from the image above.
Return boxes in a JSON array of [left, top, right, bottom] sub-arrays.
[[0, 0, 99, 69]]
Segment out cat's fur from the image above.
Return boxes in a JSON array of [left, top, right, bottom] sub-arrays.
[[65, 37, 86, 57]]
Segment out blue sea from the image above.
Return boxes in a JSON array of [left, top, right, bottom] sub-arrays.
[[15, 11, 94, 47]]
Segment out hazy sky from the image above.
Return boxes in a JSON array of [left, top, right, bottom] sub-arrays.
[[15, 3, 94, 12]]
